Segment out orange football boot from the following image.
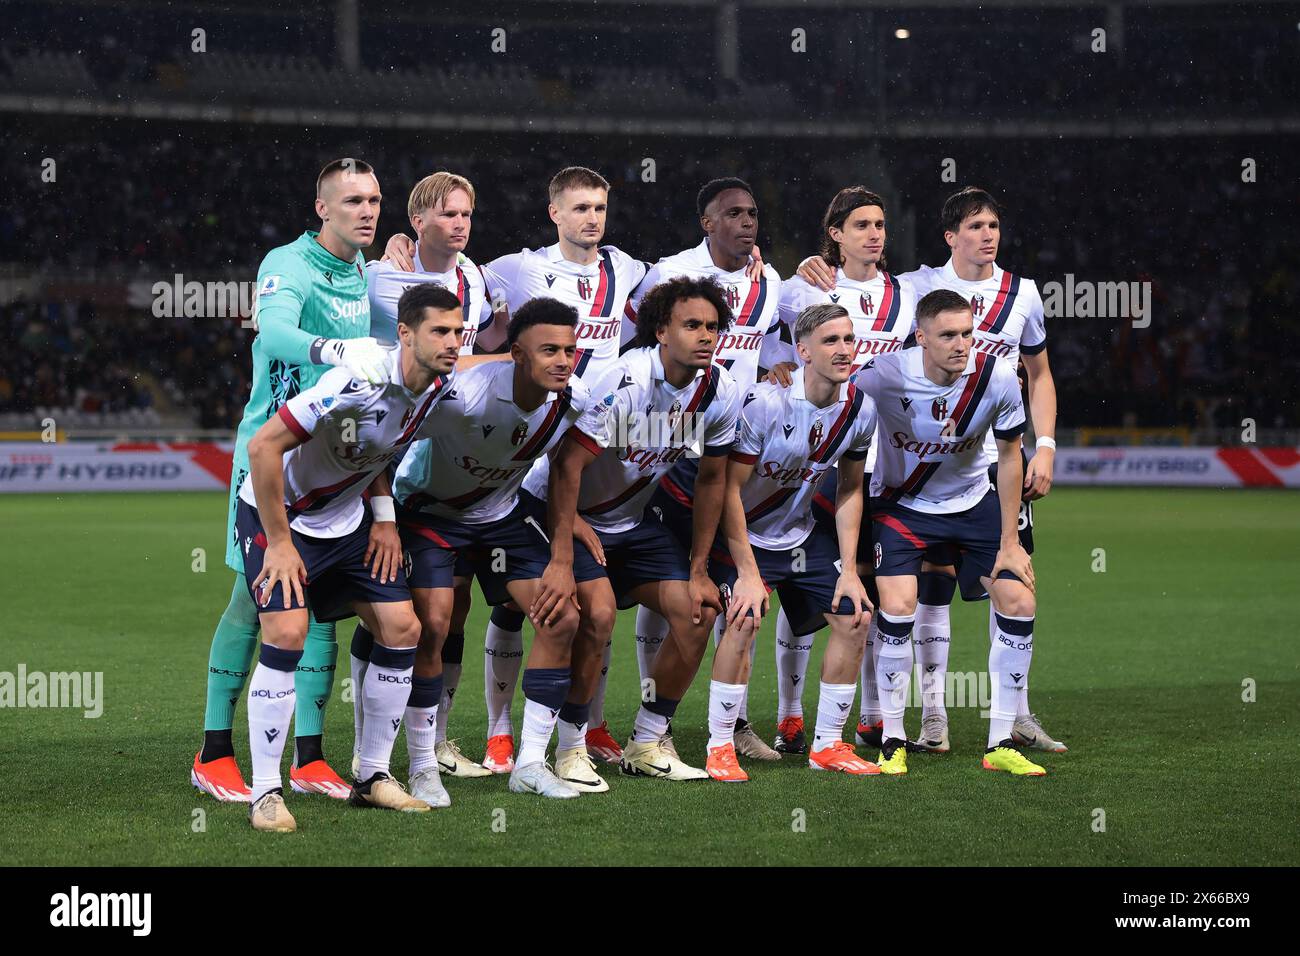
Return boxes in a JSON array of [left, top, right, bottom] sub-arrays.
[[705, 743, 749, 782], [191, 752, 251, 803], [809, 740, 881, 775], [289, 759, 352, 799]]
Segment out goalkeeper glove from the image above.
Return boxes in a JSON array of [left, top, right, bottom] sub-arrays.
[[312, 336, 388, 386]]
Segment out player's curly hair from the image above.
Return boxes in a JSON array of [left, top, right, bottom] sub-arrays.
[[632, 276, 732, 348], [940, 186, 1001, 234], [508, 296, 578, 346], [819, 186, 888, 271]]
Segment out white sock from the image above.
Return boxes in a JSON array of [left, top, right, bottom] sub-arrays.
[[989, 608, 1035, 748], [812, 681, 856, 751], [557, 717, 587, 752], [738, 629, 754, 722], [405, 703, 439, 776], [632, 704, 670, 743], [350, 650, 369, 753], [518, 698, 559, 767], [915, 602, 951, 719], [635, 606, 669, 685], [247, 649, 300, 803], [875, 610, 915, 743], [859, 614, 881, 727], [358, 648, 415, 780], [436, 661, 461, 746], [776, 609, 811, 720], [588, 638, 612, 726], [484, 622, 524, 739], [1005, 602, 1031, 717], [707, 680, 747, 749]]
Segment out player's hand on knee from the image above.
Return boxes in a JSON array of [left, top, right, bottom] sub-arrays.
[[834, 571, 872, 628], [726, 574, 767, 628], [254, 542, 308, 610], [765, 362, 799, 387], [364, 520, 402, 583], [531, 561, 578, 628], [988, 543, 1034, 593], [573, 516, 606, 566], [381, 233, 416, 271], [689, 570, 724, 626], [797, 255, 837, 292]]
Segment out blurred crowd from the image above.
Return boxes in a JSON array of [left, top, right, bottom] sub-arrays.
[[1, 127, 1293, 433]]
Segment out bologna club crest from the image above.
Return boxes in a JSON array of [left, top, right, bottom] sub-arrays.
[[970, 294, 985, 317], [808, 418, 824, 453], [510, 423, 529, 447], [860, 293, 874, 316], [667, 398, 683, 433], [724, 285, 741, 310], [576, 277, 593, 300], [931, 397, 949, 421]]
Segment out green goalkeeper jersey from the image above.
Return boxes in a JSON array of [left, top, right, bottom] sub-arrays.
[[232, 230, 372, 464]]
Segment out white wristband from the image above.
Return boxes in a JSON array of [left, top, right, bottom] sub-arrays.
[[1035, 436, 1057, 451], [370, 496, 396, 523]]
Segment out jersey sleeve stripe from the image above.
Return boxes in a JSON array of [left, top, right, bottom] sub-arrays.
[[993, 421, 1027, 441], [1019, 339, 1046, 355], [569, 429, 603, 456], [734, 275, 766, 327], [277, 404, 313, 442]]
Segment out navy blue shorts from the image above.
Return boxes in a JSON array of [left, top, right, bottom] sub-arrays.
[[398, 491, 603, 605], [811, 465, 874, 567], [235, 499, 410, 621], [921, 455, 1035, 588], [710, 524, 867, 637], [593, 514, 692, 610], [872, 489, 1023, 601]]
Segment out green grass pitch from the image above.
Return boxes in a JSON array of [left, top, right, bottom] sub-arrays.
[[2, 488, 1296, 866]]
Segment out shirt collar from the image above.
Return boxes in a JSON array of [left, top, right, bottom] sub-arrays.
[[941, 257, 1002, 285], [493, 362, 559, 404], [790, 366, 849, 405], [649, 346, 706, 390]]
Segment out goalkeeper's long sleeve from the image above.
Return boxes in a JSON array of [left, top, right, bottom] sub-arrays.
[[255, 305, 320, 365]]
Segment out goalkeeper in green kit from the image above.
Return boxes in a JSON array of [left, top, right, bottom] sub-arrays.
[[191, 158, 393, 802]]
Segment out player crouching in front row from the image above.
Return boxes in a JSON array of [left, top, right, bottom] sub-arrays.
[[239, 284, 461, 830], [707, 304, 879, 781]]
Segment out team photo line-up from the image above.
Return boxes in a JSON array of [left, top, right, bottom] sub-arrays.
[[191, 158, 1065, 832]]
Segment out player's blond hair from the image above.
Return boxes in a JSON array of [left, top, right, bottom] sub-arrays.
[[407, 172, 476, 220]]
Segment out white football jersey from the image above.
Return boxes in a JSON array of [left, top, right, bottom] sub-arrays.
[[480, 244, 649, 382], [625, 238, 782, 389], [904, 260, 1045, 462], [240, 348, 453, 537], [855, 347, 1025, 515], [366, 249, 493, 354], [394, 361, 603, 525], [777, 270, 917, 471], [524, 345, 739, 535], [731, 368, 876, 550]]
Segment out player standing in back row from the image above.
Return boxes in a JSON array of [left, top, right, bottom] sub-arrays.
[[800, 186, 1065, 754]]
